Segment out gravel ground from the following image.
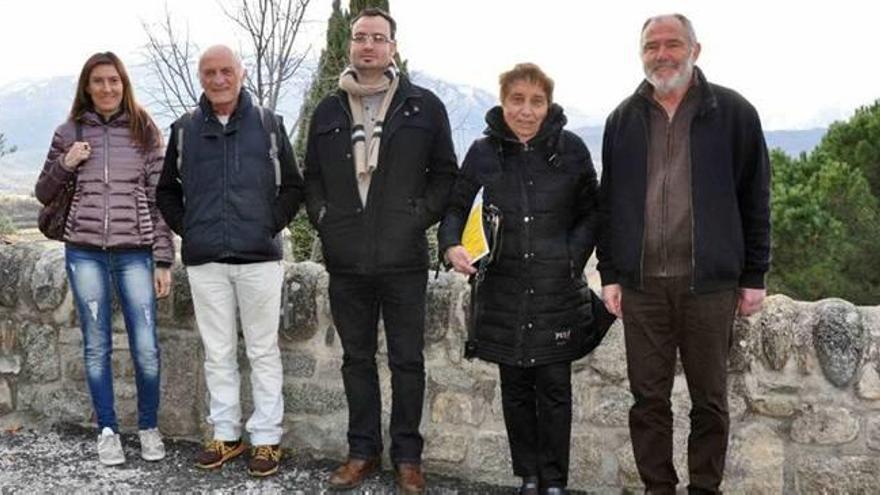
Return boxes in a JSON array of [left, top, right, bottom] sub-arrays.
[[0, 424, 517, 494]]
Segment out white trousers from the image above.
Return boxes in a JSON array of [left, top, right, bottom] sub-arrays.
[[187, 261, 284, 445]]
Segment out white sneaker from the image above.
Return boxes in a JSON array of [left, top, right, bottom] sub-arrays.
[[138, 428, 166, 461], [97, 427, 125, 466]]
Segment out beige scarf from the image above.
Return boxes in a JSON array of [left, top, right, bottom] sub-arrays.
[[338, 65, 400, 206]]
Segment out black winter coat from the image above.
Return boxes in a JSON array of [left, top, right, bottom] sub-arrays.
[[439, 105, 606, 367], [157, 90, 304, 266], [304, 76, 458, 274], [597, 67, 771, 292]]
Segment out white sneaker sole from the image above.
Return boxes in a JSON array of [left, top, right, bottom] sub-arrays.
[[141, 451, 166, 462], [99, 456, 126, 466]]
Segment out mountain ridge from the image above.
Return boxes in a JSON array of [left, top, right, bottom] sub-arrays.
[[0, 72, 825, 193]]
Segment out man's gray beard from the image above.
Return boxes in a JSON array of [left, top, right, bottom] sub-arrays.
[[646, 58, 694, 96]]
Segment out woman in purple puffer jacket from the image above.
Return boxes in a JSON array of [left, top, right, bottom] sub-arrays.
[[34, 52, 173, 466]]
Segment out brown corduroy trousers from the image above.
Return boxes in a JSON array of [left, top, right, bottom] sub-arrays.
[[622, 277, 737, 494]]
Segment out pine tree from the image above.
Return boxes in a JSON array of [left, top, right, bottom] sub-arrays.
[[293, 0, 351, 159]]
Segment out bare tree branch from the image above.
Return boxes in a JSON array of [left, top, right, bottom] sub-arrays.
[[140, 8, 201, 120], [0, 132, 16, 158], [221, 0, 311, 112], [142, 0, 312, 124]]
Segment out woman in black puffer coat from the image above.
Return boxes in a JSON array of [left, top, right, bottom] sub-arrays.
[[439, 63, 612, 495]]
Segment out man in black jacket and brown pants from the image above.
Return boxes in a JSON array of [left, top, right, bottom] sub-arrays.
[[303, 8, 457, 494], [597, 14, 770, 494]]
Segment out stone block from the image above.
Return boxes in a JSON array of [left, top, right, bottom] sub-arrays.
[[0, 377, 13, 414], [0, 354, 21, 375], [431, 391, 485, 426], [586, 385, 631, 427], [465, 432, 512, 482], [17, 384, 91, 423], [425, 272, 468, 344], [587, 321, 627, 382], [795, 455, 880, 493], [280, 349, 317, 378], [866, 415, 880, 451], [19, 322, 59, 383], [31, 246, 67, 311], [424, 432, 469, 463], [283, 382, 346, 415], [791, 405, 859, 445], [568, 431, 607, 487], [616, 439, 641, 489], [729, 314, 757, 372], [856, 364, 880, 400], [0, 245, 38, 308], [284, 414, 347, 456], [812, 299, 866, 387], [427, 365, 496, 404], [158, 334, 204, 437], [758, 295, 798, 371], [279, 261, 323, 341], [170, 264, 194, 322], [723, 422, 785, 494], [740, 368, 801, 418], [0, 320, 15, 354], [749, 396, 798, 418]]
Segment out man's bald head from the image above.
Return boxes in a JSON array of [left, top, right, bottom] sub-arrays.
[[198, 45, 245, 115], [199, 45, 243, 72]]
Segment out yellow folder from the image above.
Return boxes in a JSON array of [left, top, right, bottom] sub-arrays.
[[461, 187, 490, 263]]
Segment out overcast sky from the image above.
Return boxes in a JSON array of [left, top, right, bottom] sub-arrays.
[[2, 0, 878, 129]]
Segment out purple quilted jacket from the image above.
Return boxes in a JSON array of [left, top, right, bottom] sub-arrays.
[[34, 111, 174, 265]]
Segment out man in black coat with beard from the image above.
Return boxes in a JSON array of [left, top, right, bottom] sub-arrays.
[[598, 14, 771, 494]]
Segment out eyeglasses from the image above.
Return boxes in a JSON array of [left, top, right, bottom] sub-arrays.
[[351, 33, 393, 45]]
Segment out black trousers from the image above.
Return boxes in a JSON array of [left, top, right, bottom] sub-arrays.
[[328, 270, 427, 464], [622, 277, 737, 494], [499, 361, 572, 490]]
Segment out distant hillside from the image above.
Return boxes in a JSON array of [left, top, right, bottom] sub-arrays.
[[569, 125, 826, 169], [1, 72, 825, 193]]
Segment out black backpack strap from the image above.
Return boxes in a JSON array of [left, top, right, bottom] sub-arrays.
[[256, 105, 282, 196], [75, 121, 83, 142], [173, 109, 197, 176]]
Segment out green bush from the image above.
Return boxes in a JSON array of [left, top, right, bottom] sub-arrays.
[[768, 148, 880, 304], [0, 213, 16, 236]]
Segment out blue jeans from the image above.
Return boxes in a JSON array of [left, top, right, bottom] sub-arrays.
[[65, 246, 161, 431]]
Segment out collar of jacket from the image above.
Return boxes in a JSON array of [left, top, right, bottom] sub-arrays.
[[78, 109, 129, 127], [335, 74, 422, 118], [197, 89, 254, 124], [483, 103, 567, 151], [634, 65, 718, 117]]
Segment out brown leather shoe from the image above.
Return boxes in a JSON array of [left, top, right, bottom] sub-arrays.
[[327, 457, 380, 490], [396, 462, 426, 494]]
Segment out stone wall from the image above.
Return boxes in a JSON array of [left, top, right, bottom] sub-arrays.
[[1, 241, 879, 493]]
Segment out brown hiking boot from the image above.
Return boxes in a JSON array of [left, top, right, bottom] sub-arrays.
[[327, 457, 380, 490], [396, 462, 426, 494], [248, 444, 282, 477], [195, 439, 247, 469]]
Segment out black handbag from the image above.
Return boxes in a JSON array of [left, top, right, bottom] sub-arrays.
[[38, 122, 81, 241], [464, 203, 503, 359]]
